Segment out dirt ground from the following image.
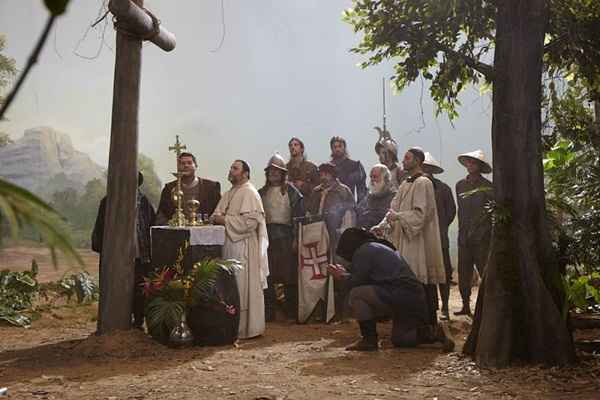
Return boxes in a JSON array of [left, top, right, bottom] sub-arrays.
[[1, 246, 600, 400]]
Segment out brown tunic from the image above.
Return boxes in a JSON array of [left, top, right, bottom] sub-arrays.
[[286, 158, 319, 202], [155, 178, 221, 225]]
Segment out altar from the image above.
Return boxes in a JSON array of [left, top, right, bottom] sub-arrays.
[[150, 225, 226, 272], [150, 224, 240, 346]]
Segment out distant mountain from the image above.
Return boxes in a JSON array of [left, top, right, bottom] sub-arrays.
[[0, 127, 105, 198]]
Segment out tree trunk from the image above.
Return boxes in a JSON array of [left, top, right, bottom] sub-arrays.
[[97, 0, 143, 333], [463, 0, 575, 366]]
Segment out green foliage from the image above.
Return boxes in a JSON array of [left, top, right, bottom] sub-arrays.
[[544, 80, 600, 275], [0, 261, 39, 327], [145, 295, 185, 343], [56, 271, 99, 304], [344, 0, 496, 119], [545, 1, 600, 100], [143, 257, 241, 343], [344, 1, 600, 119], [1, 34, 17, 148], [0, 34, 17, 102], [0, 178, 83, 267], [563, 272, 600, 318]]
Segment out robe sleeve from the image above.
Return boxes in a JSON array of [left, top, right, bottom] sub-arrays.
[[390, 178, 433, 240], [224, 211, 262, 242]]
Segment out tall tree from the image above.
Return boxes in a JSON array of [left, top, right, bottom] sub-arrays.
[[345, 0, 600, 366]]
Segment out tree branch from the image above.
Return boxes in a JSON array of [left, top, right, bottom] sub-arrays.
[[543, 34, 568, 54], [438, 44, 495, 81], [388, 24, 495, 81], [0, 15, 56, 121]]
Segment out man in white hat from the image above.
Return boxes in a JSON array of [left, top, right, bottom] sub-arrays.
[[422, 153, 456, 320], [258, 154, 305, 321], [455, 149, 493, 316], [372, 148, 446, 329]]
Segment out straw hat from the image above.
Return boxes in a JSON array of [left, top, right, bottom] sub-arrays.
[[423, 152, 444, 174], [458, 149, 492, 174]]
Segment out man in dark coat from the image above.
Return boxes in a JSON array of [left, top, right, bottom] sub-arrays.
[[328, 228, 454, 352], [455, 150, 493, 316], [329, 136, 368, 203], [155, 152, 221, 225], [92, 172, 156, 328], [286, 137, 319, 205], [259, 154, 305, 321], [423, 152, 456, 320], [356, 164, 396, 230], [306, 162, 355, 258]]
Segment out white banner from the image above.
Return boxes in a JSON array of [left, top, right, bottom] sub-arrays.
[[297, 221, 335, 323]]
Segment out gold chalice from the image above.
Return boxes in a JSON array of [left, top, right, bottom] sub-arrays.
[[187, 199, 201, 226]]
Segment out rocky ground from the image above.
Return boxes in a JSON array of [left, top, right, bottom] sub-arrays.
[[1, 246, 599, 400]]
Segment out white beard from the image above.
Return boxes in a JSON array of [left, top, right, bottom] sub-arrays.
[[369, 180, 386, 196]]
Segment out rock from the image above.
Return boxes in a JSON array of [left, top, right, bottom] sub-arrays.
[[0, 127, 105, 197]]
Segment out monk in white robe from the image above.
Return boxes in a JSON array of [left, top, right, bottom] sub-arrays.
[[211, 160, 269, 339], [372, 148, 445, 325]]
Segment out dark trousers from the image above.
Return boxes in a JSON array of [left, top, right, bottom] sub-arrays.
[[438, 247, 453, 310], [264, 276, 298, 321], [458, 241, 489, 305], [348, 285, 432, 347], [133, 259, 152, 327]]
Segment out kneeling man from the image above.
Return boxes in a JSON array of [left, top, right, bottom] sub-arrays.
[[328, 228, 454, 352]]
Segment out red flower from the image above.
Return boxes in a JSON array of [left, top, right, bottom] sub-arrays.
[[224, 304, 236, 315]]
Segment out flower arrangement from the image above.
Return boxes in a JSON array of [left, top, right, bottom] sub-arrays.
[[143, 244, 242, 343]]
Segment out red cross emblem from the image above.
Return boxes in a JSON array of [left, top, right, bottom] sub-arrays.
[[300, 242, 328, 280]]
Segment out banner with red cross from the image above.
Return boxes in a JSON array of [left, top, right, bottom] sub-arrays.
[[297, 220, 335, 323]]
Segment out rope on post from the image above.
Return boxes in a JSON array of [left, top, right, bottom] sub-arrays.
[[112, 7, 161, 41]]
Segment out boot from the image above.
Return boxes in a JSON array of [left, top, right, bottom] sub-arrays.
[[434, 324, 455, 352], [416, 325, 455, 352], [264, 287, 276, 322], [439, 284, 450, 321], [346, 320, 379, 351], [454, 300, 472, 316], [284, 284, 298, 322]]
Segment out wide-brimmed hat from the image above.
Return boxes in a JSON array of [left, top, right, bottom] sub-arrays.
[[318, 162, 337, 176], [458, 149, 492, 174], [264, 153, 287, 172], [423, 152, 444, 174]]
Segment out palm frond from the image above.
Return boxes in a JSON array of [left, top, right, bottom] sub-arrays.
[[145, 296, 185, 342], [0, 178, 83, 267]]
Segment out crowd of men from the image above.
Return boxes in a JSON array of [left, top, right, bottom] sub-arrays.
[[93, 133, 493, 352]]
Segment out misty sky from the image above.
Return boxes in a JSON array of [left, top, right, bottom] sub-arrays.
[[0, 0, 493, 189]]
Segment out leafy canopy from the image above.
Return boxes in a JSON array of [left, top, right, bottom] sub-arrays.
[[344, 0, 600, 118]]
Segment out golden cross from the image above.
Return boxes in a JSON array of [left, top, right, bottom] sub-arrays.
[[169, 135, 187, 157]]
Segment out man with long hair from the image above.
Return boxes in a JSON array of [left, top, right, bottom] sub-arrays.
[[329, 136, 368, 203]]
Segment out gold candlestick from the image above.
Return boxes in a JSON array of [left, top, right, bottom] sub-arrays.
[[167, 135, 188, 227]]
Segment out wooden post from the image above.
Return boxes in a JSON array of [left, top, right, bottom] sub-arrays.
[[98, 0, 175, 333]]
